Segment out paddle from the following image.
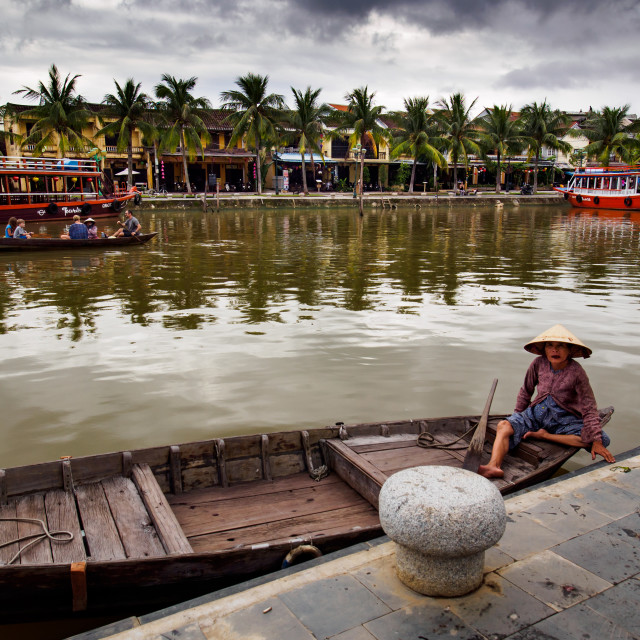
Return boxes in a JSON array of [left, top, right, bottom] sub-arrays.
[[462, 378, 498, 472]]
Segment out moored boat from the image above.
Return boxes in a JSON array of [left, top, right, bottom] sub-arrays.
[[0, 411, 600, 620], [0, 156, 141, 224], [555, 166, 640, 210], [0, 232, 157, 252]]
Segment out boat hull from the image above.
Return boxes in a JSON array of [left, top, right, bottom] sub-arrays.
[[0, 415, 581, 620], [0, 232, 157, 251]]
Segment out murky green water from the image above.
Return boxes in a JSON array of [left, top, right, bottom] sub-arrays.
[[1, 204, 638, 470]]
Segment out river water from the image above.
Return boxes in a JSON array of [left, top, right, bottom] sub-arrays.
[[1, 204, 638, 472]]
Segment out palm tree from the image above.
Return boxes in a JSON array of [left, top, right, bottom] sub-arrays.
[[283, 87, 332, 195], [336, 86, 390, 195], [154, 74, 211, 194], [437, 93, 481, 190], [478, 105, 526, 193], [519, 101, 570, 192], [575, 105, 640, 166], [390, 96, 447, 193], [95, 79, 155, 188], [220, 73, 285, 195], [12, 64, 92, 157]]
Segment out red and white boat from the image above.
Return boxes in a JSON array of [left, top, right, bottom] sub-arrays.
[[555, 166, 640, 210], [0, 156, 140, 224]]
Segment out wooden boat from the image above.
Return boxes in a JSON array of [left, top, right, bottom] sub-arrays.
[[555, 165, 640, 210], [0, 413, 587, 620], [0, 156, 140, 224], [0, 232, 157, 252]]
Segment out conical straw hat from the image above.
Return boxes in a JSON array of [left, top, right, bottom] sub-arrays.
[[524, 324, 592, 359]]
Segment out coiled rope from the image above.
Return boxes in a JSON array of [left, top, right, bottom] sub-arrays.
[[0, 517, 74, 565]]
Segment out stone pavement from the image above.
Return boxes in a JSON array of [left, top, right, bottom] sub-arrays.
[[70, 448, 640, 640]]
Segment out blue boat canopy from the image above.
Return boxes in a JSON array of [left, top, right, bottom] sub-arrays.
[[273, 152, 336, 164]]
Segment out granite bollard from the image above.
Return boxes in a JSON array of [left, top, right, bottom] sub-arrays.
[[378, 465, 506, 596]]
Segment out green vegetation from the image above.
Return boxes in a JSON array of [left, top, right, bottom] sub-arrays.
[[154, 74, 211, 194]]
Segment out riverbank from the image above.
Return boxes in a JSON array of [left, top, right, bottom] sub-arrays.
[[139, 191, 564, 210]]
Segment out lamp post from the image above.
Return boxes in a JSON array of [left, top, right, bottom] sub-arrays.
[[274, 148, 280, 195]]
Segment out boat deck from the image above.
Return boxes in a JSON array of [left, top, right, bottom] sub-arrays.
[[0, 464, 190, 567]]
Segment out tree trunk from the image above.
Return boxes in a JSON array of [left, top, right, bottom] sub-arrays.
[[409, 158, 417, 193], [255, 133, 262, 195], [181, 128, 191, 194], [533, 151, 540, 193], [452, 152, 458, 191], [301, 154, 308, 195], [495, 150, 501, 194]]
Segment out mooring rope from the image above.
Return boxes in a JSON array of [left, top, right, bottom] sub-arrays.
[[0, 517, 74, 565], [417, 422, 478, 451]]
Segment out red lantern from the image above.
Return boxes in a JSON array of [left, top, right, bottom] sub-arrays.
[[12, 176, 18, 181]]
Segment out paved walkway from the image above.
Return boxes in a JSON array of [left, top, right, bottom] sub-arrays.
[[70, 449, 640, 640]]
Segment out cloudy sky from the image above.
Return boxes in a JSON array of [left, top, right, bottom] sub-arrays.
[[1, 0, 639, 117]]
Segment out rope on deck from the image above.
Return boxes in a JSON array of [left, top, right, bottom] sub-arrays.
[[417, 422, 477, 451], [0, 517, 74, 564]]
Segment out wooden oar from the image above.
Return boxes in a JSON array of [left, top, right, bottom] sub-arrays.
[[462, 378, 498, 472]]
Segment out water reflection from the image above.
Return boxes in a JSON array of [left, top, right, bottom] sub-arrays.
[[1, 205, 639, 467]]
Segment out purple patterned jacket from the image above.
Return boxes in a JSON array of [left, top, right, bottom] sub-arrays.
[[514, 356, 603, 444]]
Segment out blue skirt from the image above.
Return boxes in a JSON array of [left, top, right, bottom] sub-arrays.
[[507, 396, 610, 449]]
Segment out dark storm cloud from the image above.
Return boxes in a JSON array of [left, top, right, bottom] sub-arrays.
[[285, 0, 628, 34]]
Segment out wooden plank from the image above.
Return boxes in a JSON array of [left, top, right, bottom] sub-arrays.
[[0, 469, 6, 505], [173, 479, 366, 538], [44, 489, 86, 563], [131, 464, 192, 555], [261, 435, 272, 481], [102, 476, 166, 559], [189, 503, 379, 553], [0, 501, 19, 564], [3, 461, 64, 497], [360, 445, 463, 474], [75, 483, 126, 561], [323, 439, 388, 509], [15, 493, 53, 565], [167, 472, 342, 508]]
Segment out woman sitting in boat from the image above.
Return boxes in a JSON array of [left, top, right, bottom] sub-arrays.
[[84, 217, 98, 239], [60, 215, 89, 240], [479, 324, 615, 479], [4, 216, 18, 238]]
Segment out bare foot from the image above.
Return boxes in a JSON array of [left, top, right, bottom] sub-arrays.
[[478, 464, 504, 479]]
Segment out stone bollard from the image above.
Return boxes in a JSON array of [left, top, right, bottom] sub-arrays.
[[379, 466, 506, 597]]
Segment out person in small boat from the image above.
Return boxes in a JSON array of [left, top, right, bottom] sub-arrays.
[[112, 210, 141, 237], [60, 215, 89, 240], [13, 219, 32, 239], [84, 217, 98, 239], [4, 216, 18, 238], [479, 324, 615, 479]]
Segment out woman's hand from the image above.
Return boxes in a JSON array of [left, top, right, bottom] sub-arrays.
[[591, 441, 616, 463]]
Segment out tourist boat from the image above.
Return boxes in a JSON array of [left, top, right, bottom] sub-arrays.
[[555, 166, 640, 210], [0, 410, 602, 619], [0, 232, 157, 252], [0, 156, 141, 224]]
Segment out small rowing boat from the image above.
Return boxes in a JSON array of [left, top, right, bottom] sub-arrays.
[[0, 409, 608, 620], [0, 232, 157, 252]]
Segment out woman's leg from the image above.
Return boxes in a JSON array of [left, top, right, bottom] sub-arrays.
[[478, 419, 514, 479]]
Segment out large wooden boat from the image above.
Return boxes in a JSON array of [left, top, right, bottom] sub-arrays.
[[0, 232, 157, 252], [555, 165, 640, 210], [0, 156, 140, 224], [0, 413, 586, 620]]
